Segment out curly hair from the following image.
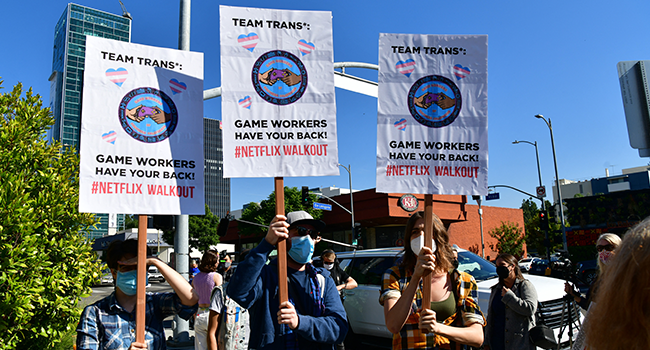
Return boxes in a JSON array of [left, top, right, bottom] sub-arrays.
[[400, 211, 454, 274], [584, 217, 650, 349]]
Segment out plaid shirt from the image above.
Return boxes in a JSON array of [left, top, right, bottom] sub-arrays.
[[379, 266, 485, 350], [76, 292, 197, 350]]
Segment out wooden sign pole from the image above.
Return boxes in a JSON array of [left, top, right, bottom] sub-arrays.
[[275, 177, 289, 304], [422, 194, 433, 311], [136, 215, 148, 343]]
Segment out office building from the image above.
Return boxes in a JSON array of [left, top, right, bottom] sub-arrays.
[[204, 118, 230, 218], [49, 4, 131, 239]]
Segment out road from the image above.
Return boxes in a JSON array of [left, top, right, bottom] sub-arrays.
[[85, 282, 390, 350]]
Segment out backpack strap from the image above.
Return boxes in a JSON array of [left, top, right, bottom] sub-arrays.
[[211, 283, 227, 307], [317, 273, 326, 298]]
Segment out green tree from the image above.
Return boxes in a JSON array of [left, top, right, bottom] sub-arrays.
[[488, 221, 526, 257], [162, 204, 220, 252], [0, 81, 99, 349], [520, 198, 564, 257], [521, 198, 543, 254], [239, 187, 322, 237], [124, 214, 138, 229]]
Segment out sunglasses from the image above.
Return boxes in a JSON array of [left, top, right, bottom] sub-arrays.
[[295, 226, 320, 239], [596, 244, 614, 252]]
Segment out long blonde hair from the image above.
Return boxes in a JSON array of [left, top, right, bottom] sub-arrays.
[[584, 218, 650, 349]]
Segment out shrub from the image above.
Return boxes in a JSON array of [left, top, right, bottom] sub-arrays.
[[0, 80, 99, 349]]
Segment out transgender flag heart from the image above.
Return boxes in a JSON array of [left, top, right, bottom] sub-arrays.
[[454, 64, 471, 80], [394, 118, 407, 131], [298, 40, 315, 56], [105, 68, 128, 86], [102, 131, 117, 144], [169, 79, 187, 94], [238, 96, 252, 109], [238, 33, 259, 52], [395, 59, 416, 77]]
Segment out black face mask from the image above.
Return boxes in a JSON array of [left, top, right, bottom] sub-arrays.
[[496, 266, 510, 280], [452, 259, 459, 269]]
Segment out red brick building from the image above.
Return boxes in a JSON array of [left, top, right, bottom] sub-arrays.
[[221, 188, 526, 259]]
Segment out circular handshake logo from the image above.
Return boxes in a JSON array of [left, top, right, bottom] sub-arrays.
[[252, 50, 308, 106], [407, 75, 462, 128], [118, 87, 178, 143]]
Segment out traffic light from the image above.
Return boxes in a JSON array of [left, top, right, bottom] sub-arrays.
[[354, 225, 362, 241], [301, 186, 310, 207], [539, 211, 549, 231]]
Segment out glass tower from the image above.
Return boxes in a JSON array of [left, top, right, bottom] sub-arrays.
[[49, 4, 131, 239], [204, 118, 231, 218]]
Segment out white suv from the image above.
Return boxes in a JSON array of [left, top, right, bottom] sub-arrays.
[[518, 257, 540, 272], [148, 266, 165, 283], [334, 247, 582, 349]]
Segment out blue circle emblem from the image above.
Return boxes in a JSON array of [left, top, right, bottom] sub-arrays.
[[118, 87, 178, 143], [252, 50, 308, 105], [407, 75, 462, 128]]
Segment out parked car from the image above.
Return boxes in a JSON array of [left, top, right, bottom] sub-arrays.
[[518, 257, 540, 272], [529, 258, 550, 276], [148, 266, 165, 283], [574, 259, 597, 286], [96, 269, 114, 286], [335, 247, 582, 349]]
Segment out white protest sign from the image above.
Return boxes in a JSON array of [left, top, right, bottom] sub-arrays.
[[376, 34, 488, 195], [220, 5, 338, 178], [79, 36, 204, 215]]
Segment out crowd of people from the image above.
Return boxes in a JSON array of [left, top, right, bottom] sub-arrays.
[[75, 210, 650, 350]]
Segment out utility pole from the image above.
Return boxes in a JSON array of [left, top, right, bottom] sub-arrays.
[[169, 0, 192, 347]]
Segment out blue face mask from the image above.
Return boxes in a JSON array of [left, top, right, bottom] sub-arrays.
[[116, 269, 148, 296], [288, 235, 314, 264]]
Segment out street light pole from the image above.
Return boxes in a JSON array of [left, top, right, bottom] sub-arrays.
[[472, 195, 485, 258], [338, 164, 356, 246], [513, 140, 550, 260], [535, 114, 568, 251]]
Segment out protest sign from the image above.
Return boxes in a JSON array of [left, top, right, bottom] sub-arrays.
[[220, 5, 338, 178], [79, 36, 204, 214], [376, 34, 488, 195]]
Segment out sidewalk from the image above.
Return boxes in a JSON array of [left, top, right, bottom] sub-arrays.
[[164, 318, 196, 350]]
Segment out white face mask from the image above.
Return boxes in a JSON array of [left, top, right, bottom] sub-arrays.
[[323, 262, 334, 270], [410, 234, 436, 256]]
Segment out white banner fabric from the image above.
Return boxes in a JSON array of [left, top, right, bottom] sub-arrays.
[[79, 36, 205, 215], [376, 34, 488, 195], [220, 5, 339, 178]]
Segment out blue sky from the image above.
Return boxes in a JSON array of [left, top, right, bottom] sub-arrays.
[[3, 0, 650, 214]]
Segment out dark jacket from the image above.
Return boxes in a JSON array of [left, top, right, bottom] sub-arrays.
[[227, 239, 348, 350]]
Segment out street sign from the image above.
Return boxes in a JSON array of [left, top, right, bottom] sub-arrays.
[[313, 202, 332, 211], [486, 192, 500, 200], [536, 185, 546, 198]]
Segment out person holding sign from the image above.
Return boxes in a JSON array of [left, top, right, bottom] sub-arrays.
[[227, 211, 348, 350], [379, 211, 485, 349], [76, 239, 199, 350]]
